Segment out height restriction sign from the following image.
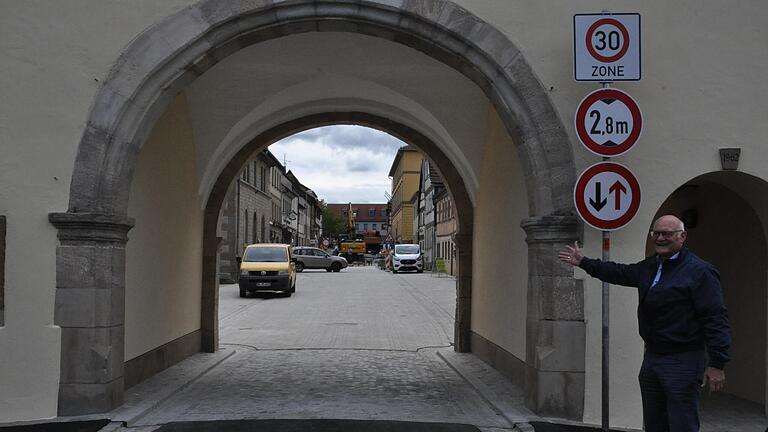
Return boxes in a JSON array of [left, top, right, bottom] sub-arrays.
[[575, 88, 642, 157], [574, 13, 640, 81], [574, 162, 641, 231]]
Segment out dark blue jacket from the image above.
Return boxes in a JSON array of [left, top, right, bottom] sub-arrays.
[[579, 248, 731, 369]]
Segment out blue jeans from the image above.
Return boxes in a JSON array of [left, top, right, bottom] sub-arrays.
[[639, 350, 706, 432]]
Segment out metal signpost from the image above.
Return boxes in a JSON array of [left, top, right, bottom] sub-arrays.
[[574, 11, 641, 432]]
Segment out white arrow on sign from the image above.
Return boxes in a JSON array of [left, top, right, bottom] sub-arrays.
[[574, 13, 641, 81], [574, 162, 641, 231], [575, 88, 642, 157]]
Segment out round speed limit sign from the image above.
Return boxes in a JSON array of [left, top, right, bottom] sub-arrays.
[[574, 14, 640, 81], [586, 18, 630, 63]]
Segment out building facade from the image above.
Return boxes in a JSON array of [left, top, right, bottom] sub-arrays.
[[388, 146, 422, 244], [3, 2, 768, 428], [416, 159, 443, 271], [218, 150, 276, 282], [326, 203, 389, 238], [435, 188, 457, 277], [218, 150, 321, 282]]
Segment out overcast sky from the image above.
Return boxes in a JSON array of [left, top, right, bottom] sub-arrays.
[[268, 125, 407, 204]]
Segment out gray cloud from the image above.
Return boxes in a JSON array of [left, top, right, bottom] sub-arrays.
[[346, 158, 380, 173], [282, 125, 404, 155], [268, 125, 406, 203]]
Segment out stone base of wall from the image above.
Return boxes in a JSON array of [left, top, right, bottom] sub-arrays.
[[124, 330, 201, 389], [470, 331, 526, 387]]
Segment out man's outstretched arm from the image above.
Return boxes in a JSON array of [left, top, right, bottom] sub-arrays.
[[558, 241, 644, 288]]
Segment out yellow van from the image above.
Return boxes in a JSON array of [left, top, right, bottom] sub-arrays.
[[238, 243, 296, 297]]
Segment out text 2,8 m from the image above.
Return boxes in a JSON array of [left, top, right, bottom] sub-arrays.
[[589, 110, 629, 136]]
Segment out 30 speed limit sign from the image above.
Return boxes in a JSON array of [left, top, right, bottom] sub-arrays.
[[574, 14, 640, 81], [575, 88, 642, 157]]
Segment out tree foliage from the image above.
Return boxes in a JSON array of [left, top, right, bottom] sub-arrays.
[[321, 205, 347, 238]]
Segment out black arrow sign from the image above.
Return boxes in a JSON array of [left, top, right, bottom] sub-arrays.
[[589, 181, 607, 211]]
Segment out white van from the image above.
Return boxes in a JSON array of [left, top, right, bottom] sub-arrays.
[[392, 244, 423, 273]]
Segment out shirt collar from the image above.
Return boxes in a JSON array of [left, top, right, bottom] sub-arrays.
[[657, 251, 681, 263]]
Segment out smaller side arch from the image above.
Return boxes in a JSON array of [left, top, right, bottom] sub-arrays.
[[650, 171, 768, 413]]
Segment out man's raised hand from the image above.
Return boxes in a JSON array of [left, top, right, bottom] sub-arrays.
[[558, 241, 584, 266]]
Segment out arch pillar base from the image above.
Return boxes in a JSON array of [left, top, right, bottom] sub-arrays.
[[49, 212, 134, 415], [521, 215, 584, 420]]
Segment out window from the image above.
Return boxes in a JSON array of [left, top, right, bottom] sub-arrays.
[[0, 215, 4, 326], [381, 209, 387, 217], [372, 223, 377, 230], [243, 210, 249, 245], [260, 167, 267, 191], [343, 211, 348, 219], [355, 224, 360, 231], [368, 209, 375, 217], [363, 223, 368, 231], [253, 211, 258, 243], [261, 216, 266, 242]]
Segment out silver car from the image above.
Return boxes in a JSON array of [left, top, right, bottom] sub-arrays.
[[292, 247, 348, 272]]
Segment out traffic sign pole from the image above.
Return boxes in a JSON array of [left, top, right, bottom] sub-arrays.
[[602, 228, 610, 432], [575, 13, 641, 431], [601, 81, 610, 432]]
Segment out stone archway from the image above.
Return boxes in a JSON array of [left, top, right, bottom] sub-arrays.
[[49, 0, 581, 418]]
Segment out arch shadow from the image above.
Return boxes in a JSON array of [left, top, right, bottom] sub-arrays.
[[649, 171, 768, 418]]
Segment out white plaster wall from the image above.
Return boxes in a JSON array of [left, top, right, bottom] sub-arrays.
[[1, 0, 768, 426], [471, 108, 529, 360], [125, 94, 203, 360], [0, 0, 193, 421], [453, 1, 768, 427]]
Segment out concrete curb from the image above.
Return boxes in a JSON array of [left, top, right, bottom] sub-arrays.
[[435, 348, 539, 430], [108, 349, 236, 426]]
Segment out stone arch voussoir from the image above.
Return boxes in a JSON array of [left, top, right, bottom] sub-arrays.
[[53, 0, 581, 419]]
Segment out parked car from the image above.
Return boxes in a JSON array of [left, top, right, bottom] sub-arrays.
[[237, 243, 296, 297], [292, 246, 348, 272], [392, 244, 423, 273]]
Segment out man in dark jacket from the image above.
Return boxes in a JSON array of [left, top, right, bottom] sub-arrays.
[[558, 215, 730, 432]]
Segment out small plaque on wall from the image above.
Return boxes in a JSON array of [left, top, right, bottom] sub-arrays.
[[719, 148, 741, 170]]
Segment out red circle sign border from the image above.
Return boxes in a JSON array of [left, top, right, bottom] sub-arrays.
[[574, 162, 641, 231], [574, 88, 642, 157], [585, 17, 630, 63]]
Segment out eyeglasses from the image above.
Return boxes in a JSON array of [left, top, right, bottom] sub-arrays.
[[649, 230, 683, 239]]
